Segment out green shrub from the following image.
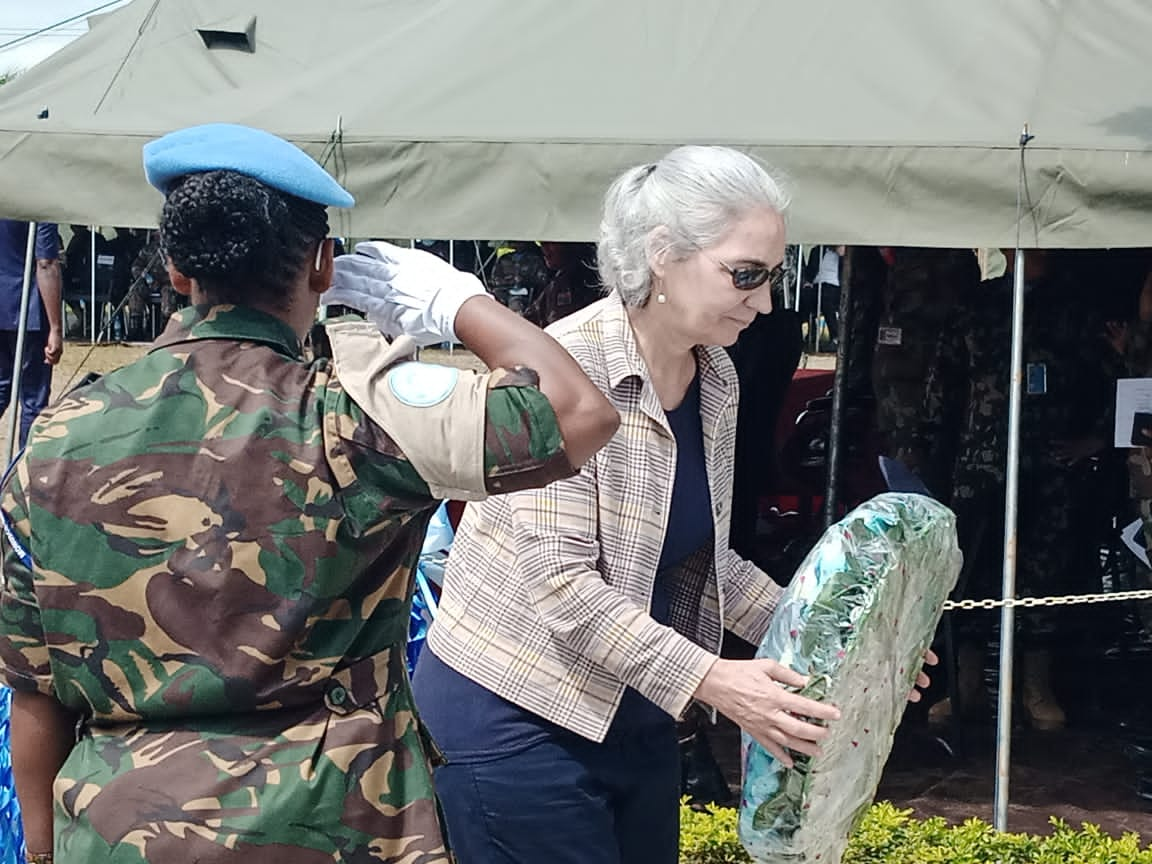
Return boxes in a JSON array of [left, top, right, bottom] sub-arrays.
[[679, 800, 1152, 864]]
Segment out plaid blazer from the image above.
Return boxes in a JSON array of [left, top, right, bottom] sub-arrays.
[[427, 292, 784, 742]]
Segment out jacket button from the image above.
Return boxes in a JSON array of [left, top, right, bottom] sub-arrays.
[[329, 685, 348, 706]]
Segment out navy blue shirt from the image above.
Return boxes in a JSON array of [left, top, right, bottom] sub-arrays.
[[413, 373, 714, 756], [0, 220, 59, 332]]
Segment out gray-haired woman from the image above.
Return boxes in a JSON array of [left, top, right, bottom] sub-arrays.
[[412, 147, 928, 863]]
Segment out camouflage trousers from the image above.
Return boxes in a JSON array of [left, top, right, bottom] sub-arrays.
[[53, 648, 452, 863], [126, 281, 181, 323], [1133, 498, 1152, 630], [951, 471, 1079, 647]]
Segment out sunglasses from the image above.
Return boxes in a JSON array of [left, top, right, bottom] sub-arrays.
[[703, 252, 786, 292]]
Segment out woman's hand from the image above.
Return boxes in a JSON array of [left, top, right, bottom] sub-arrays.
[[908, 649, 938, 703], [694, 658, 841, 768]]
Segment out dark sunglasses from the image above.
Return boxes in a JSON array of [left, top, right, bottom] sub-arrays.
[[705, 252, 786, 291]]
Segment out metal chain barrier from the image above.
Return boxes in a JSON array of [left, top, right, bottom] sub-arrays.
[[944, 587, 1152, 611]]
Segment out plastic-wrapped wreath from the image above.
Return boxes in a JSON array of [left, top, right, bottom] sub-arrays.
[[0, 686, 25, 863], [739, 493, 961, 864]]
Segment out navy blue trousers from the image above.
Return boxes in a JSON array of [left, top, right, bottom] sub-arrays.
[[432, 721, 681, 864], [0, 329, 52, 448]]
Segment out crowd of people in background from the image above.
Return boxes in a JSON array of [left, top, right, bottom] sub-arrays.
[[829, 247, 1152, 735]]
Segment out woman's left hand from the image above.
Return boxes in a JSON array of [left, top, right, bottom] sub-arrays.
[[907, 649, 938, 703]]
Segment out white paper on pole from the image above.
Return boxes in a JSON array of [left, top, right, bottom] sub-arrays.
[[1114, 379, 1152, 447], [1122, 519, 1152, 570]]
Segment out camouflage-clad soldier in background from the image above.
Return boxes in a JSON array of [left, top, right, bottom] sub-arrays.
[[126, 230, 183, 339], [0, 125, 618, 864], [919, 251, 1115, 730], [873, 248, 977, 474], [490, 241, 551, 315], [1124, 268, 1152, 634]]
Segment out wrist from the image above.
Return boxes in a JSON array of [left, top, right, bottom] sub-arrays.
[[26, 853, 53, 864], [691, 656, 725, 706]]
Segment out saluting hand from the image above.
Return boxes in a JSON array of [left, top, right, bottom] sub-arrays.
[[324, 242, 490, 347]]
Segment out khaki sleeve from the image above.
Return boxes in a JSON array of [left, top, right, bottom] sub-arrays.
[[328, 320, 572, 501]]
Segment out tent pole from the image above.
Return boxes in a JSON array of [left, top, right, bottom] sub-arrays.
[[782, 245, 794, 311], [823, 247, 852, 529], [993, 247, 1026, 831], [89, 225, 97, 345], [794, 245, 802, 313], [448, 241, 456, 354], [7, 223, 37, 464]]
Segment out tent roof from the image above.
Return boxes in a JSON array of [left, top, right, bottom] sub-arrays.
[[2, 0, 1152, 245]]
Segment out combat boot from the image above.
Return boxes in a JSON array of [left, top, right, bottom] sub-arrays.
[[927, 642, 986, 724], [1021, 649, 1066, 731]]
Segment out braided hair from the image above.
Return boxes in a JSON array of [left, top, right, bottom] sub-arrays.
[[159, 170, 329, 308]]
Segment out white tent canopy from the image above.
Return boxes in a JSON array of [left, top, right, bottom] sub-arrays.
[[2, 0, 1152, 245]]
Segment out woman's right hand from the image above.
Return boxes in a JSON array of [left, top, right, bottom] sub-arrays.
[[694, 658, 841, 768]]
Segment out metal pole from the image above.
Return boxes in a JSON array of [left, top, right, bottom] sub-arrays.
[[993, 248, 1027, 831], [447, 241, 456, 353], [782, 245, 794, 311], [794, 244, 803, 312], [815, 279, 824, 352], [823, 247, 852, 529], [7, 223, 37, 464], [89, 225, 97, 345]]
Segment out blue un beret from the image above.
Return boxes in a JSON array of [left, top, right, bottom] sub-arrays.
[[143, 123, 354, 208]]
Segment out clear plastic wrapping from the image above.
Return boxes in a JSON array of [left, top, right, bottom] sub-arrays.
[[739, 493, 961, 863]]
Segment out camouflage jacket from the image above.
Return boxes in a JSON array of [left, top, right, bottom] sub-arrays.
[[922, 277, 1114, 501], [1126, 319, 1152, 498], [0, 305, 569, 863]]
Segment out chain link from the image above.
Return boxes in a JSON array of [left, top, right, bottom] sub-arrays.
[[943, 588, 1152, 611]]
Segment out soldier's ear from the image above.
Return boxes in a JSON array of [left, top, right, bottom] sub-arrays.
[[307, 239, 335, 296], [167, 259, 193, 296]]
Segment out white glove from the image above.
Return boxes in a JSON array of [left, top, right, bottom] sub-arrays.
[[323, 241, 490, 346]]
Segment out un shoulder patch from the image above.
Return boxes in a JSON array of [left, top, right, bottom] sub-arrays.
[[387, 362, 459, 408]]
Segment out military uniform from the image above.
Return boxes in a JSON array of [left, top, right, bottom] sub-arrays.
[[490, 245, 550, 315], [1122, 319, 1152, 633], [922, 274, 1113, 641], [871, 248, 976, 474], [126, 232, 182, 337], [0, 304, 570, 862]]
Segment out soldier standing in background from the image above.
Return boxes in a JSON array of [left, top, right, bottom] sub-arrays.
[[873, 248, 978, 484], [921, 251, 1114, 730], [1125, 267, 1152, 639], [491, 241, 550, 315], [126, 230, 182, 339]]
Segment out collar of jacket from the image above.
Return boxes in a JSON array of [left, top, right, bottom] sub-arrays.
[[150, 304, 304, 360], [599, 290, 736, 395]]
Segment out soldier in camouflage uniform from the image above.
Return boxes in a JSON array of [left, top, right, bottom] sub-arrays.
[[490, 242, 551, 315], [1124, 269, 1152, 632], [920, 253, 1115, 728], [125, 230, 183, 339], [0, 124, 618, 864], [872, 248, 978, 477]]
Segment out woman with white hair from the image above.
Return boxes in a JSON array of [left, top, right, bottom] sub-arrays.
[[412, 146, 923, 862]]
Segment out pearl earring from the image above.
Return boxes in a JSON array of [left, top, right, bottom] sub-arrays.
[[656, 292, 667, 304]]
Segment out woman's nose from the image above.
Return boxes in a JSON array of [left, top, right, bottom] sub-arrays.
[[745, 286, 773, 315]]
